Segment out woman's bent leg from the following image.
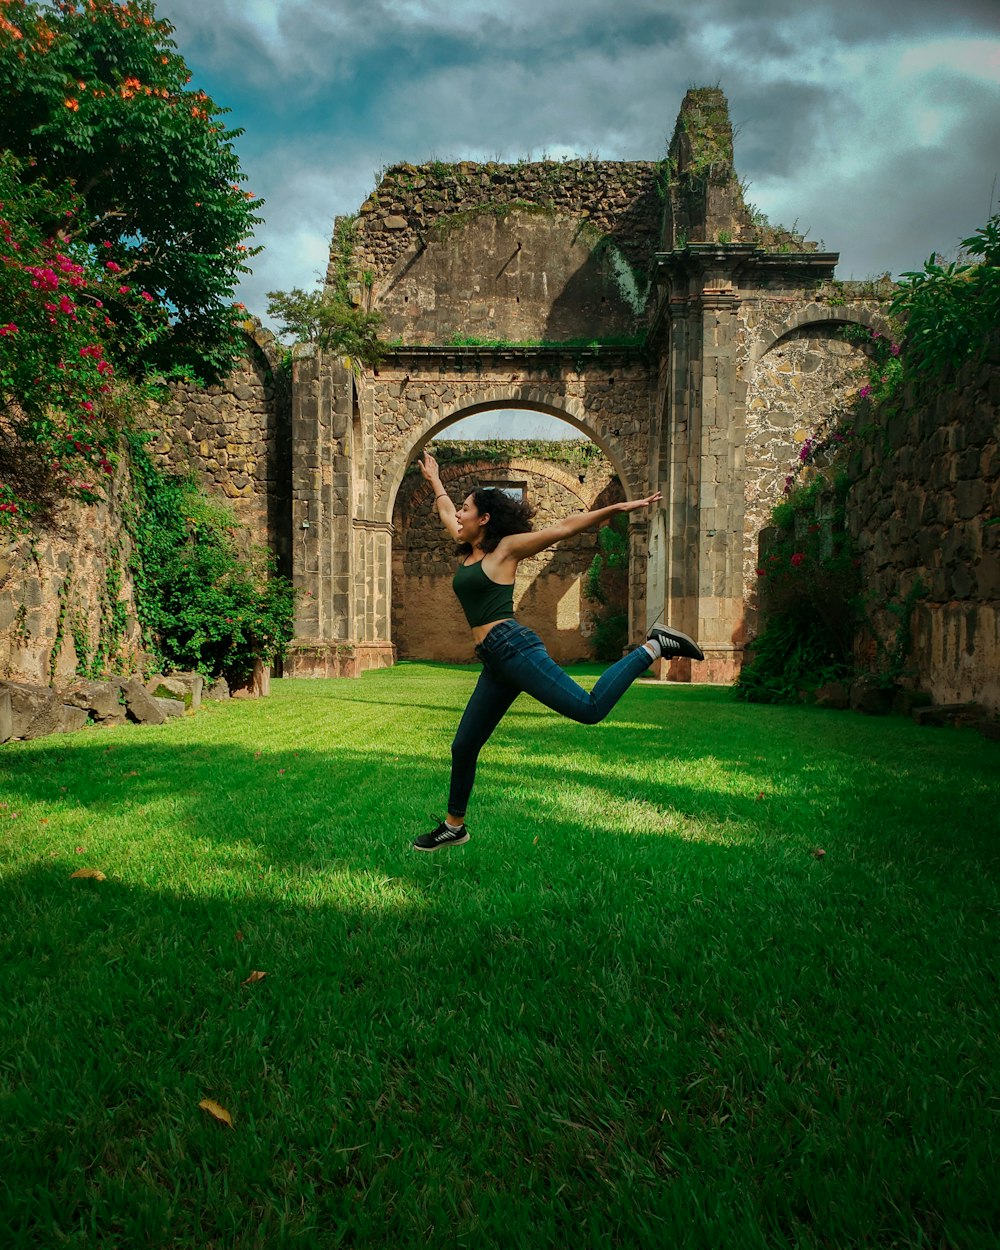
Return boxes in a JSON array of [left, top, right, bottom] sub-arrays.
[[448, 665, 519, 819], [501, 633, 653, 725]]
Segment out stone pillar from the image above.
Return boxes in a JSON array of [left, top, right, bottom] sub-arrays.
[[284, 348, 360, 677], [655, 247, 749, 683]]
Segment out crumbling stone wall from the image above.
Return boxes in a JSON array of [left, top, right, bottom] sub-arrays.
[[741, 290, 894, 610], [848, 333, 1000, 711], [344, 159, 662, 299], [391, 442, 623, 663], [145, 327, 291, 571], [0, 466, 143, 684]]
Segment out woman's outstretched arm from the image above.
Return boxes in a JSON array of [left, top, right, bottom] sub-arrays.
[[417, 450, 461, 541], [496, 493, 661, 563]]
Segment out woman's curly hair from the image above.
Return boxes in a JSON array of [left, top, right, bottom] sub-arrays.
[[456, 487, 535, 556]]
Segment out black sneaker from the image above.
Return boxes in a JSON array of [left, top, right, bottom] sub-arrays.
[[647, 625, 705, 662], [413, 820, 470, 852]]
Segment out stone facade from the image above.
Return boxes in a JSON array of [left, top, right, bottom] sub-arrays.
[[848, 333, 1000, 711], [392, 443, 623, 663], [0, 465, 144, 685], [285, 88, 899, 683], [145, 323, 291, 571]]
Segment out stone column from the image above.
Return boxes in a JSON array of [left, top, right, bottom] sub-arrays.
[[284, 348, 359, 677], [655, 246, 749, 682]]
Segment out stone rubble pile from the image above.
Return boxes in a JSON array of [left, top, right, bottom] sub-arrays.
[[0, 672, 231, 745]]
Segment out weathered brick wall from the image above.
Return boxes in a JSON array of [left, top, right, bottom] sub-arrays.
[[145, 332, 291, 570], [344, 159, 662, 293], [848, 333, 1000, 710], [739, 288, 894, 613], [0, 466, 143, 684], [391, 443, 623, 663]]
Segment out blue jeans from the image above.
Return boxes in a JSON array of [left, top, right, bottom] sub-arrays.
[[448, 619, 653, 818]]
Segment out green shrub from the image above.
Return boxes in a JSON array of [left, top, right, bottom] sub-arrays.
[[736, 486, 860, 704], [125, 432, 296, 683], [584, 514, 629, 660]]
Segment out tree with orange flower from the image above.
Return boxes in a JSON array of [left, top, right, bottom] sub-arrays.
[[0, 0, 262, 380]]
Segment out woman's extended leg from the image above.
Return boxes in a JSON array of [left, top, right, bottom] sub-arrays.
[[498, 627, 653, 725], [447, 663, 520, 820]]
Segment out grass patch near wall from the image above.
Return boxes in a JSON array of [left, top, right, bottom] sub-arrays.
[[1, 668, 997, 1249]]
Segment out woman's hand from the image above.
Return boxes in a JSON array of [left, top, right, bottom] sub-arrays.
[[418, 450, 440, 483], [619, 491, 662, 513]]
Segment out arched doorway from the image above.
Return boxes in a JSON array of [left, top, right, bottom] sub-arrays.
[[389, 406, 627, 662]]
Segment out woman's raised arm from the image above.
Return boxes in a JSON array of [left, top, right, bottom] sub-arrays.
[[495, 493, 661, 563], [417, 450, 461, 541]]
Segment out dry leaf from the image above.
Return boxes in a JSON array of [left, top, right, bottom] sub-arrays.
[[241, 970, 266, 986], [235, 930, 245, 943], [39, 819, 49, 826], [198, 1098, 233, 1128], [75, 846, 87, 854], [533, 836, 539, 845], [812, 848, 826, 859], [70, 867, 106, 881]]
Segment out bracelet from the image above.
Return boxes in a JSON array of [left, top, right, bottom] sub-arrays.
[[435, 493, 448, 501]]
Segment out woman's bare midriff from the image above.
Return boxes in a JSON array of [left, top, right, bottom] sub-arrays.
[[471, 618, 515, 646]]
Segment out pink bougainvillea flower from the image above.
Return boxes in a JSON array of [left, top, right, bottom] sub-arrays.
[[859, 385, 871, 399], [790, 552, 805, 567], [0, 323, 17, 336], [105, 261, 121, 273]]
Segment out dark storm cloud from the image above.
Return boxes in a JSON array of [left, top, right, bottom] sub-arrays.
[[153, 0, 999, 310]]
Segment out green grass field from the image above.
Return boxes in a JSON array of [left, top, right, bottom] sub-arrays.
[[1, 665, 998, 1249]]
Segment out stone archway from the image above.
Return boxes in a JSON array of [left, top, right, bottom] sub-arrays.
[[390, 429, 626, 663], [283, 90, 897, 680]]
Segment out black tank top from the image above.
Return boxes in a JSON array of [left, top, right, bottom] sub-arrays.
[[452, 560, 515, 628]]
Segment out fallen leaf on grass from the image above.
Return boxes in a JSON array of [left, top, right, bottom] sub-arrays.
[[70, 868, 106, 881], [277, 769, 286, 775], [533, 836, 539, 845], [755, 792, 766, 801], [812, 848, 826, 859], [235, 930, 245, 943], [39, 819, 49, 826], [75, 846, 87, 854], [241, 970, 266, 986], [127, 771, 138, 777], [198, 1099, 233, 1128]]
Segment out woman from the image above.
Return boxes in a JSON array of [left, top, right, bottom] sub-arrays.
[[413, 450, 704, 851]]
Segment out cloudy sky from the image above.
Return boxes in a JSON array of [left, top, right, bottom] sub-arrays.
[[163, 0, 999, 435]]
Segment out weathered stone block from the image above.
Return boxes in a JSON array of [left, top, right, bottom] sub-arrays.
[[169, 671, 204, 709], [59, 705, 90, 733], [63, 680, 124, 722], [1, 681, 62, 739], [123, 677, 167, 725], [814, 682, 850, 710], [153, 696, 185, 719], [146, 674, 190, 704], [849, 675, 892, 715], [204, 676, 230, 701]]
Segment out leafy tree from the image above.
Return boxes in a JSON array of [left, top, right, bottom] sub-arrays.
[[0, 0, 262, 380], [0, 152, 164, 527], [890, 214, 1000, 386], [583, 512, 629, 660], [266, 287, 386, 374], [125, 431, 296, 683]]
